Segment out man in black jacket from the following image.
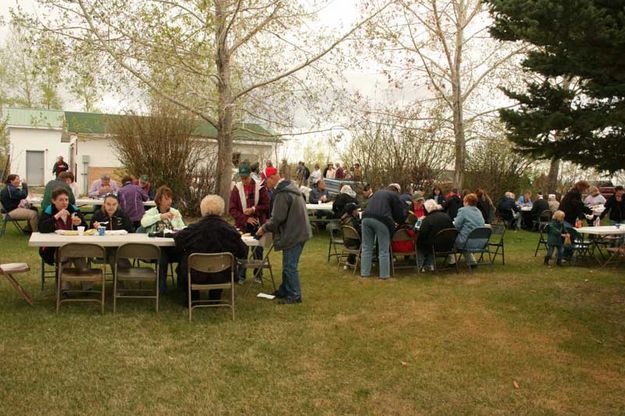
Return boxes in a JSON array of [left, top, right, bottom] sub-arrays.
[[601, 186, 625, 224]]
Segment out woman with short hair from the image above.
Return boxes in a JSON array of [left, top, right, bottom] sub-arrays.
[[174, 195, 247, 305], [453, 193, 486, 266]]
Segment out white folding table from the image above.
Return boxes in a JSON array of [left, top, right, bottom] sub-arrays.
[[574, 226, 625, 265]]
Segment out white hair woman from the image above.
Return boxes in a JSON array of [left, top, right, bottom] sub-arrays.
[[174, 195, 247, 306], [332, 184, 358, 218], [416, 199, 454, 271]]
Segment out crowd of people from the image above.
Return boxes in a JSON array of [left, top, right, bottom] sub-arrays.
[[3, 156, 624, 305]]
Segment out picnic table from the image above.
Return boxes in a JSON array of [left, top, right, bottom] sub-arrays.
[[574, 225, 625, 266]]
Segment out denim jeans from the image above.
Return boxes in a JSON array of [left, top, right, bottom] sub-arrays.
[[277, 242, 304, 300], [546, 244, 563, 260], [360, 217, 391, 278]]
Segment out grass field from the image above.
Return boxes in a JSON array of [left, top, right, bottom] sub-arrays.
[[1, 225, 624, 415]]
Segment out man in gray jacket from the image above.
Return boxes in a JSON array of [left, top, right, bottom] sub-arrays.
[[257, 167, 311, 304]]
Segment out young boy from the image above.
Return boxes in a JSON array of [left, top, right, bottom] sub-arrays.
[[544, 210, 568, 266]]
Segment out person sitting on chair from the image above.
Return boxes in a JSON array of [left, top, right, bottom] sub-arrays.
[[416, 199, 454, 271], [91, 194, 134, 270], [175, 195, 248, 306], [332, 185, 358, 219], [0, 174, 38, 233], [453, 193, 485, 268], [340, 202, 361, 267]]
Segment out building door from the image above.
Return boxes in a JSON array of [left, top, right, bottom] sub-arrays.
[[26, 151, 45, 186]]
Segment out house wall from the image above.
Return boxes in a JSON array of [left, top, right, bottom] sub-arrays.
[[7, 127, 68, 186]]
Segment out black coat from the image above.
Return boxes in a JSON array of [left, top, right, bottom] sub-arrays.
[[90, 208, 134, 232], [560, 189, 592, 224], [363, 190, 406, 235], [332, 193, 358, 218], [601, 195, 625, 222], [417, 211, 454, 252], [174, 215, 247, 288], [531, 198, 550, 219], [38, 203, 86, 265], [444, 195, 462, 219]]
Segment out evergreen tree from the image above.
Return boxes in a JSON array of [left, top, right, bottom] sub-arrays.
[[486, 0, 625, 173]]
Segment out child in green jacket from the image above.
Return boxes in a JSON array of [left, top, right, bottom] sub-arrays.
[[544, 210, 569, 266]]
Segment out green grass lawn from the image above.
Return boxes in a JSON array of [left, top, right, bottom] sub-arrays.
[[1, 225, 624, 415]]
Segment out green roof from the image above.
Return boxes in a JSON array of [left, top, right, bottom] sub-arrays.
[[64, 111, 279, 143], [3, 107, 65, 129]]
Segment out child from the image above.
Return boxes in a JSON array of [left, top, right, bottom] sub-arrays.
[[544, 210, 568, 266]]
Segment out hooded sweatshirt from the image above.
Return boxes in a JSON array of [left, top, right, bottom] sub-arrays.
[[262, 180, 312, 250]]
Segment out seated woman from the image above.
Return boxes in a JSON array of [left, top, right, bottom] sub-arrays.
[[416, 199, 454, 271], [332, 185, 358, 218], [90, 194, 134, 270], [174, 195, 247, 305], [340, 202, 361, 267], [453, 193, 486, 266], [38, 188, 88, 292], [140, 186, 186, 294]]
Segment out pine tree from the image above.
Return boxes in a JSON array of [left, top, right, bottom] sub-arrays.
[[486, 0, 625, 173]]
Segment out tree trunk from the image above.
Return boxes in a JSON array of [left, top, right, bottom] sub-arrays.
[[214, 1, 235, 202], [452, 3, 466, 190], [547, 157, 559, 193]]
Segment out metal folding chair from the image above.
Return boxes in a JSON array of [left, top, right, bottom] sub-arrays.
[[338, 225, 361, 274], [390, 227, 418, 275], [0, 201, 26, 237], [239, 233, 276, 294], [114, 243, 160, 313], [487, 223, 505, 265], [188, 252, 236, 321], [327, 221, 344, 263], [1, 262, 34, 305], [457, 227, 492, 273], [431, 228, 459, 273], [56, 243, 106, 314]]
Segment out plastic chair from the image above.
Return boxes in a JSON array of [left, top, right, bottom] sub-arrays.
[[56, 243, 106, 314], [114, 243, 160, 313], [188, 252, 236, 321], [431, 228, 459, 273], [338, 225, 361, 274]]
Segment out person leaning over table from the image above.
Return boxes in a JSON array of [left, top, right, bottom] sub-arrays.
[[88, 174, 119, 198], [0, 174, 38, 233], [332, 184, 358, 219], [140, 186, 186, 294], [559, 181, 594, 259], [41, 171, 75, 211], [38, 188, 90, 292], [360, 183, 406, 280], [175, 195, 247, 306], [416, 199, 454, 272], [601, 185, 625, 225], [256, 166, 312, 304]]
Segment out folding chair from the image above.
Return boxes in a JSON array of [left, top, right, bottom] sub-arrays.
[[56, 243, 106, 314], [431, 228, 459, 273], [239, 233, 276, 293], [0, 201, 26, 237], [532, 209, 552, 232], [327, 221, 344, 263], [390, 227, 418, 275], [188, 252, 236, 321], [40, 257, 57, 290], [1, 262, 34, 305], [534, 225, 549, 257], [114, 243, 160, 313], [487, 223, 506, 265], [603, 246, 625, 267], [570, 232, 594, 265], [338, 225, 361, 274], [457, 227, 492, 273]]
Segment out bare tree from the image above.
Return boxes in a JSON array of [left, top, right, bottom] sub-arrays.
[[15, 0, 390, 201], [362, 0, 524, 188]]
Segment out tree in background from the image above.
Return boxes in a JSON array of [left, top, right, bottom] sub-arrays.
[[107, 100, 215, 217], [15, 0, 389, 202], [362, 0, 524, 189], [487, 0, 625, 175], [342, 104, 452, 191]]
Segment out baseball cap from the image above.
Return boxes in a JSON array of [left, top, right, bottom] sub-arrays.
[[265, 166, 278, 177], [239, 163, 251, 177]]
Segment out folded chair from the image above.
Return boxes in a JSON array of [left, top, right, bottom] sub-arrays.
[[1, 262, 33, 305], [56, 243, 106, 314], [188, 252, 236, 321], [114, 243, 160, 313]]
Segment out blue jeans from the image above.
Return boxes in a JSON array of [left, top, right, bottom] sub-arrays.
[[360, 217, 391, 278], [277, 242, 304, 300], [546, 244, 563, 260]]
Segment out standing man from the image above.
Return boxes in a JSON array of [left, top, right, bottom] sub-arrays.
[[52, 156, 69, 177], [229, 162, 270, 284], [256, 167, 311, 304]]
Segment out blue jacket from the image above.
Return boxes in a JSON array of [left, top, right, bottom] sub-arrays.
[[454, 206, 485, 247], [363, 190, 406, 235]]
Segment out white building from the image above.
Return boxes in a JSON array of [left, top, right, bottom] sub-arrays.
[[4, 107, 280, 194]]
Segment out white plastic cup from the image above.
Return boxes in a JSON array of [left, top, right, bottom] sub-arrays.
[[77, 226, 85, 236]]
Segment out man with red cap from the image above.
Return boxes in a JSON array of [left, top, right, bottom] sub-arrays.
[[257, 166, 311, 304]]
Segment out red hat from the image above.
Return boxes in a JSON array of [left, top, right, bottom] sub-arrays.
[[265, 166, 278, 177]]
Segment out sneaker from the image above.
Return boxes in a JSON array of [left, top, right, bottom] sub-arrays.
[[254, 276, 263, 284], [427, 265, 434, 271]]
